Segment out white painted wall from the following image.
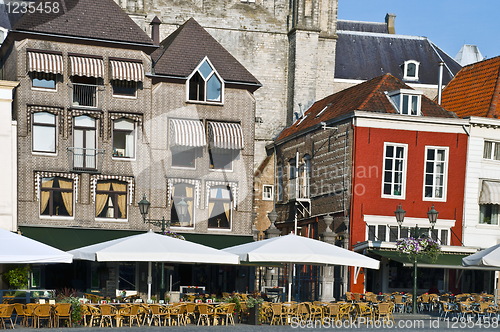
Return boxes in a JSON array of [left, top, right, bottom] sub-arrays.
[[463, 117, 500, 248], [0, 80, 18, 231]]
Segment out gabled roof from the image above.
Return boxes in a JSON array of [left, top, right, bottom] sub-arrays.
[[335, 31, 461, 86], [441, 56, 500, 118], [276, 74, 456, 142], [152, 18, 260, 86], [12, 0, 154, 46]]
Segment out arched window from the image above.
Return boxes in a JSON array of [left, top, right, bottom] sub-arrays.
[[403, 60, 420, 81]]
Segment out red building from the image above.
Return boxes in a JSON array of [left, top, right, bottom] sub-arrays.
[[270, 74, 474, 299]]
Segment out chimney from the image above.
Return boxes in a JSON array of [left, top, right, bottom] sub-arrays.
[[150, 16, 161, 45], [385, 13, 396, 34]]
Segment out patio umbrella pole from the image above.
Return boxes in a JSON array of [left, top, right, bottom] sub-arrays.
[[287, 263, 293, 302], [147, 261, 152, 302]]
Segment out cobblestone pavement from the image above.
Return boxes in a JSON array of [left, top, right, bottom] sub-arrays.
[[7, 313, 500, 331]]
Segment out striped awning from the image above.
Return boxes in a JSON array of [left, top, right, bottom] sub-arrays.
[[27, 51, 63, 74], [110, 60, 144, 82], [70, 56, 104, 78], [170, 119, 207, 147], [479, 181, 500, 204], [208, 122, 244, 150]]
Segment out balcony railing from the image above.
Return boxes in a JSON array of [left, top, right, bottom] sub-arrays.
[[72, 83, 98, 108], [67, 147, 105, 172]]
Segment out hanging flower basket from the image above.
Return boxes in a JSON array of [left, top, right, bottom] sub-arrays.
[[396, 237, 441, 262], [163, 230, 185, 240]]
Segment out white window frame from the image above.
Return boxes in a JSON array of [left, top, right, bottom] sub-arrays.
[[483, 140, 500, 161], [31, 72, 57, 91], [94, 179, 129, 222], [403, 60, 420, 81], [111, 80, 138, 99], [382, 142, 408, 199], [170, 182, 196, 229], [38, 176, 75, 220], [112, 118, 137, 160], [207, 185, 233, 231], [479, 204, 500, 225], [186, 56, 224, 105], [32, 111, 57, 155], [387, 89, 423, 116], [262, 185, 274, 201], [423, 146, 448, 201]]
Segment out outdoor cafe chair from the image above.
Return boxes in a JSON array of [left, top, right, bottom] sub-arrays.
[[375, 302, 394, 323], [184, 302, 197, 324], [169, 303, 187, 326], [0, 304, 15, 329], [439, 301, 457, 320], [196, 303, 214, 326], [99, 304, 117, 327], [294, 302, 310, 322], [324, 303, 341, 322], [13, 303, 27, 326], [33, 303, 52, 328], [392, 294, 406, 313], [53, 303, 72, 327], [270, 303, 287, 325], [457, 302, 474, 321], [118, 304, 141, 327], [213, 303, 235, 325], [353, 302, 374, 323], [147, 304, 164, 326]]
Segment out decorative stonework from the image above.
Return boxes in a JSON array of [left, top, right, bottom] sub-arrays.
[[90, 174, 135, 204], [166, 178, 201, 208], [34, 171, 80, 202]]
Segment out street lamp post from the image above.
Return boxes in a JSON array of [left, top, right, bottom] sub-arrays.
[[394, 204, 438, 314], [137, 194, 188, 301]]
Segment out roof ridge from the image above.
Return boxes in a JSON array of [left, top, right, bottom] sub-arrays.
[[357, 74, 392, 110], [486, 66, 500, 118]]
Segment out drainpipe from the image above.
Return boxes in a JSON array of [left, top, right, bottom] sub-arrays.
[[437, 61, 444, 104]]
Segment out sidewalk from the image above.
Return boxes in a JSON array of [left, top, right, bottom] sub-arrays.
[[7, 313, 499, 331]]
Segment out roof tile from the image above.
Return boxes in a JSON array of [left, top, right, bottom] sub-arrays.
[[441, 56, 500, 118], [276, 73, 456, 141]]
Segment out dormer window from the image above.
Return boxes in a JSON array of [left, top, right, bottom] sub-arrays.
[[403, 60, 420, 81], [187, 57, 223, 103], [387, 89, 423, 116]]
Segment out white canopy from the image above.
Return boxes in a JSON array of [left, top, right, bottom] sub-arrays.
[[462, 243, 500, 268], [0, 228, 72, 264], [223, 233, 379, 269], [69, 231, 240, 301], [223, 233, 379, 302], [69, 231, 239, 265]]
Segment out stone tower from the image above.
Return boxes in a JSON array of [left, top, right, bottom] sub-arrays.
[[115, 0, 338, 167]]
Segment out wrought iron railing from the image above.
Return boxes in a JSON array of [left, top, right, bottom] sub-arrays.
[[72, 83, 98, 108]]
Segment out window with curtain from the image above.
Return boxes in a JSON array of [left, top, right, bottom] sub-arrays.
[[170, 183, 195, 227], [208, 186, 232, 229], [40, 176, 73, 217], [33, 112, 56, 153], [112, 118, 135, 158], [95, 180, 127, 219], [480, 204, 499, 225], [483, 141, 500, 161]]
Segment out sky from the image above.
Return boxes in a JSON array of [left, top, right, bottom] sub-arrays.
[[338, 0, 500, 61]]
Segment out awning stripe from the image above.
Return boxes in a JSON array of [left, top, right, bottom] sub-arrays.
[[208, 122, 244, 150], [110, 60, 144, 82], [170, 119, 206, 147], [479, 181, 500, 204], [70, 56, 104, 78], [27, 51, 63, 74]]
